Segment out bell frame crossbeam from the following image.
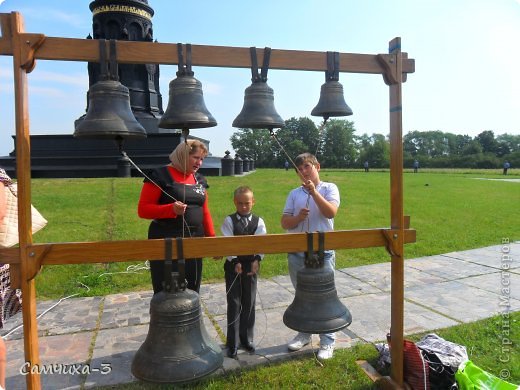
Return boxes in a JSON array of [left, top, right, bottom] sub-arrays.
[[0, 11, 415, 390]]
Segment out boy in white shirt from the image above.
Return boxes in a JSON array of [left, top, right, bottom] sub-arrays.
[[281, 153, 340, 360]]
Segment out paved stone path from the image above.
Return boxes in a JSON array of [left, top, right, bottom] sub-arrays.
[[2, 243, 518, 389]]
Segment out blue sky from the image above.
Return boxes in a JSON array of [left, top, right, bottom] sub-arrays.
[[1, 0, 519, 159]]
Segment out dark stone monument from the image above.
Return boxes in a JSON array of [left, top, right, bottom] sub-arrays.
[[221, 150, 234, 176], [1, 0, 221, 178], [242, 158, 250, 173], [234, 155, 243, 175]]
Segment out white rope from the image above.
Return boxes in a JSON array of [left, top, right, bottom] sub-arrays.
[[2, 282, 91, 339]]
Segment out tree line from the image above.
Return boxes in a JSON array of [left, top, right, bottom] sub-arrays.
[[230, 117, 519, 169]]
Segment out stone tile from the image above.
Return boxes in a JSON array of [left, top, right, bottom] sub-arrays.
[[271, 275, 294, 293], [338, 263, 392, 291], [456, 271, 520, 301], [341, 293, 459, 342], [406, 280, 520, 323], [443, 244, 519, 270], [256, 279, 295, 309], [200, 282, 227, 317], [1, 297, 102, 340], [406, 255, 495, 280], [334, 270, 381, 296], [100, 292, 152, 329], [85, 325, 147, 388], [339, 262, 447, 292], [6, 332, 93, 390]]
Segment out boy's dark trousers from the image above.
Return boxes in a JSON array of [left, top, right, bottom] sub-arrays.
[[224, 260, 257, 348]]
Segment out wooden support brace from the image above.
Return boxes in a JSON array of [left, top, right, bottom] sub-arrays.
[[18, 33, 46, 73], [382, 229, 401, 257], [377, 54, 399, 85]]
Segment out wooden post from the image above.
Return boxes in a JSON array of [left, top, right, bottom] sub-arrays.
[[388, 37, 405, 387], [9, 11, 42, 390]]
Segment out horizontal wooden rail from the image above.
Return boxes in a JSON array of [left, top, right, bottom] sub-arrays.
[[0, 228, 415, 266], [0, 17, 414, 75]]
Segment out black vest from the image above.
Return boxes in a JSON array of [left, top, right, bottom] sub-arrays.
[[229, 212, 259, 263], [145, 165, 208, 236]]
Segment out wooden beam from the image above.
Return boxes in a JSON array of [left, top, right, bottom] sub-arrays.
[[0, 229, 416, 267], [0, 19, 415, 76]]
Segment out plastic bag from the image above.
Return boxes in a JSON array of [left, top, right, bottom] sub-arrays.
[[416, 333, 469, 389], [456, 360, 519, 390]]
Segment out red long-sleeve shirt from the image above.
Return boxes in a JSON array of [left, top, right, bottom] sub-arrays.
[[137, 166, 215, 237]]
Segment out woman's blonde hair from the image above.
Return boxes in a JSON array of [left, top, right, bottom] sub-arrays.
[[169, 139, 208, 173]]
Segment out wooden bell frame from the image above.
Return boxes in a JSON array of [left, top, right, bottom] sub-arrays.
[[0, 11, 415, 389]]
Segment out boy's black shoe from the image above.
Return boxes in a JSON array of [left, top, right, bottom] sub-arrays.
[[241, 342, 255, 353], [227, 347, 238, 358]]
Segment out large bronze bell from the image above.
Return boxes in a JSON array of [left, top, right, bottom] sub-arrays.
[[159, 44, 217, 129], [232, 47, 284, 129], [74, 39, 147, 140], [132, 241, 223, 384], [311, 51, 353, 120], [283, 233, 352, 334]]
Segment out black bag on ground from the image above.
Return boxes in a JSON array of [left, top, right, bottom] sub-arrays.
[[416, 333, 468, 390]]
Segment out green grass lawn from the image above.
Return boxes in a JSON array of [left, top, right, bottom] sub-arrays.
[[30, 168, 519, 299]]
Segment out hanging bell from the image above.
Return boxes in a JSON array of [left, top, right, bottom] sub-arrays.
[[74, 39, 147, 140], [131, 285, 223, 383], [159, 43, 217, 129], [311, 51, 353, 120], [232, 47, 284, 129], [132, 241, 223, 384], [283, 232, 352, 333]]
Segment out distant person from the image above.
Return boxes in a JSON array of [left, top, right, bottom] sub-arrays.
[[220, 186, 266, 358], [137, 140, 216, 294], [413, 159, 419, 173], [503, 161, 510, 175], [281, 152, 341, 360], [284, 161, 289, 171], [363, 161, 369, 172]]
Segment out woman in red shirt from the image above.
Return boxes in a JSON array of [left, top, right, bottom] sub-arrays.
[[137, 140, 215, 293]]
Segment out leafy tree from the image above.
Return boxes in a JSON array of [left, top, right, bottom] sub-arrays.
[[230, 128, 275, 167], [453, 134, 473, 155], [320, 119, 357, 167], [357, 133, 390, 168], [268, 117, 319, 167], [496, 133, 520, 157], [476, 130, 498, 154], [461, 140, 483, 156]]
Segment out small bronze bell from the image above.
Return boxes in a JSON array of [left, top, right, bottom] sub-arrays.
[[132, 239, 223, 384], [311, 52, 353, 120], [74, 39, 147, 140], [159, 44, 217, 130], [233, 47, 284, 129], [283, 232, 352, 333]]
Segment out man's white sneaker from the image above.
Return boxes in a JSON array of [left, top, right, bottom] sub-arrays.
[[317, 344, 335, 360], [287, 334, 311, 351]]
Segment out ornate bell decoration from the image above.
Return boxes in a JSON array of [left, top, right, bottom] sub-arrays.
[[233, 47, 284, 130], [132, 239, 223, 384], [283, 232, 352, 334], [159, 44, 217, 130], [311, 51, 353, 120], [74, 39, 147, 140]]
